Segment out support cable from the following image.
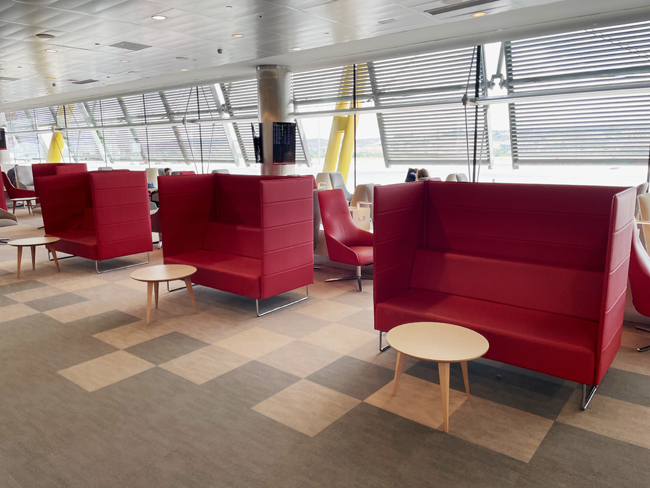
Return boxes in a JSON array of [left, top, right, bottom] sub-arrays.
[[99, 100, 108, 167], [143, 94, 151, 168], [462, 47, 477, 181], [472, 46, 482, 183], [197, 87, 203, 174], [182, 87, 198, 173]]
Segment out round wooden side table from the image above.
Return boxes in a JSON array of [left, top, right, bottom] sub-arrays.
[[8, 236, 61, 279], [387, 322, 489, 433], [130, 265, 198, 324]]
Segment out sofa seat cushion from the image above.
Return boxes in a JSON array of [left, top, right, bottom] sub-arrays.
[[47, 230, 98, 260], [166, 250, 261, 299], [350, 245, 373, 265], [375, 288, 598, 385]]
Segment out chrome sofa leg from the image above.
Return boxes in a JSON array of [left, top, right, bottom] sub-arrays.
[[379, 331, 391, 352], [256, 285, 309, 317], [581, 384, 598, 410], [635, 326, 650, 352], [95, 252, 150, 274]]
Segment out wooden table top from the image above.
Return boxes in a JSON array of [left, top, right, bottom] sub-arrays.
[[10, 197, 37, 202], [386, 322, 489, 363], [7, 236, 60, 247], [130, 264, 197, 283]]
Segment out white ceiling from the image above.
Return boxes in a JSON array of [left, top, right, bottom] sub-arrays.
[[1, 0, 650, 112]]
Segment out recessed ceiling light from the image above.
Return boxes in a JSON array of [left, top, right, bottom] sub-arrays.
[[180, 68, 189, 71], [151, 15, 167, 20], [472, 12, 487, 17], [45, 49, 58, 53], [120, 59, 130, 63], [324, 32, 330, 34], [232, 34, 244, 38], [47, 76, 55, 80], [291, 47, 302, 51]]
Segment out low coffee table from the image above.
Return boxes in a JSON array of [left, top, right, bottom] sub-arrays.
[[7, 236, 60, 279], [130, 264, 198, 324], [387, 322, 489, 433], [11, 197, 37, 216]]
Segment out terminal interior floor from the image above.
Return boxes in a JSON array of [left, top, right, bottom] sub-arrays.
[[2, 210, 650, 487]]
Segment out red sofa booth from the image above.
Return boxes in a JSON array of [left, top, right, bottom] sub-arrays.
[[373, 181, 635, 409], [37, 170, 152, 272], [158, 174, 313, 315]]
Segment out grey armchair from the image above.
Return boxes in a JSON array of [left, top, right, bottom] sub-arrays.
[[446, 173, 469, 182], [329, 172, 352, 203]]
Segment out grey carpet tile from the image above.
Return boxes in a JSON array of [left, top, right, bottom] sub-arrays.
[[125, 332, 210, 365], [407, 358, 576, 420], [0, 279, 47, 295], [336, 309, 374, 331], [0, 268, 13, 278], [203, 361, 300, 408], [25, 292, 88, 312], [598, 367, 650, 407], [65, 310, 141, 335], [0, 294, 17, 308], [307, 355, 395, 400], [520, 423, 650, 488]]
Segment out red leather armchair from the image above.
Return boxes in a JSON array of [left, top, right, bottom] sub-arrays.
[[318, 189, 373, 291], [2, 171, 36, 214], [628, 228, 650, 352]]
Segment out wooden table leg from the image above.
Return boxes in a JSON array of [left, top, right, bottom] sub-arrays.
[[438, 362, 450, 433], [392, 351, 406, 396], [154, 282, 159, 309], [48, 245, 60, 273], [146, 282, 153, 325], [12, 201, 16, 215], [27, 201, 33, 215], [31, 246, 36, 270], [185, 277, 197, 313], [16, 246, 22, 279], [461, 361, 470, 396]]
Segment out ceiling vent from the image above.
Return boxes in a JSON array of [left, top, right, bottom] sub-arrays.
[[0, 77, 19, 82], [378, 18, 397, 25], [109, 41, 152, 51], [425, 0, 500, 16], [71, 79, 99, 85]]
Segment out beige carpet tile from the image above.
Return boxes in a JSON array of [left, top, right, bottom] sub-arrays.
[[109, 279, 149, 293], [252, 379, 360, 437], [449, 396, 554, 463], [612, 347, 650, 377], [365, 373, 469, 430], [58, 351, 155, 392], [54, 277, 109, 293], [215, 327, 296, 359], [557, 390, 650, 450], [177, 315, 254, 344], [300, 323, 376, 354], [159, 345, 250, 385], [44, 300, 116, 323], [93, 321, 175, 349], [4, 285, 67, 303], [348, 340, 419, 371], [257, 341, 343, 378], [306, 283, 347, 300], [621, 324, 650, 349], [296, 300, 361, 322], [0, 303, 40, 323], [253, 310, 331, 339]]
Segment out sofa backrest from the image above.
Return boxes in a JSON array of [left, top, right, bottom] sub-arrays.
[[89, 171, 152, 260], [159, 174, 214, 257], [37, 172, 92, 234], [425, 181, 624, 271], [55, 164, 88, 175], [409, 249, 604, 321], [32, 163, 88, 196], [215, 174, 262, 226], [203, 222, 261, 259]]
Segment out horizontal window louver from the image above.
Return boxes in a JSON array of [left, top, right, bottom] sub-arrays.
[[506, 20, 650, 165], [370, 48, 489, 165]]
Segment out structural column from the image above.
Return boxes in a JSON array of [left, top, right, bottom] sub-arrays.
[[256, 65, 294, 176]]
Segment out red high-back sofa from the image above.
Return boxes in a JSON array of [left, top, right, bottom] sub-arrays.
[[37, 171, 152, 271], [158, 174, 313, 315], [373, 181, 635, 409], [32, 163, 87, 197]]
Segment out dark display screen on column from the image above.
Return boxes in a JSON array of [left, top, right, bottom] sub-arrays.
[[272, 122, 296, 165], [0, 129, 6, 150]]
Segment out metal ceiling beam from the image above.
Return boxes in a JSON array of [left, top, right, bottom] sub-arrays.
[[80, 102, 113, 165], [117, 97, 148, 163], [159, 91, 191, 165], [211, 84, 241, 167]]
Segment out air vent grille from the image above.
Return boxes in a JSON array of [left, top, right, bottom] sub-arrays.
[[72, 79, 99, 85], [109, 41, 152, 51], [425, 0, 499, 16]]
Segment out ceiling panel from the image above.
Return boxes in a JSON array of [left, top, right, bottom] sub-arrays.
[[1, 0, 650, 109]]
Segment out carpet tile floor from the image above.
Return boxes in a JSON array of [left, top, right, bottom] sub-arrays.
[[1, 210, 650, 487]]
